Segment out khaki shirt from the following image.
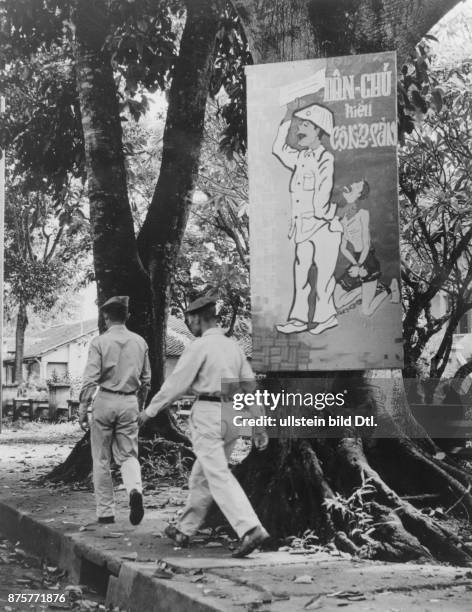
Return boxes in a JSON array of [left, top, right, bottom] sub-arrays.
[[145, 328, 254, 418], [79, 324, 151, 404], [273, 120, 338, 242]]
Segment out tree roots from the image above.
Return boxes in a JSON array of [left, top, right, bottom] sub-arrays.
[[236, 435, 472, 566]]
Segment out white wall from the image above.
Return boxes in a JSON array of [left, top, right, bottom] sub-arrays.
[[41, 331, 98, 380]]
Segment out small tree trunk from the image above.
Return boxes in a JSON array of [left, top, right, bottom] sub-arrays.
[[430, 305, 470, 379], [137, 0, 223, 392], [402, 301, 426, 377], [13, 302, 28, 385]]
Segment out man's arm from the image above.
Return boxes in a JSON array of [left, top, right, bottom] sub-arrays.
[[137, 346, 152, 410], [272, 119, 298, 170], [78, 339, 102, 430], [313, 151, 334, 219], [143, 342, 203, 419]]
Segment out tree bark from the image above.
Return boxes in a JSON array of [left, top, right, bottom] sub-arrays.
[[429, 309, 461, 379], [73, 0, 152, 342], [13, 302, 28, 385], [137, 0, 223, 391], [233, 0, 461, 63]]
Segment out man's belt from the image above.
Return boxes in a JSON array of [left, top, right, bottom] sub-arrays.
[[198, 394, 221, 402], [100, 387, 136, 396]]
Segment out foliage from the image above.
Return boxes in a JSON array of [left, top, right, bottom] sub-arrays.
[[4, 177, 91, 316], [397, 36, 444, 142], [122, 113, 165, 231], [323, 477, 378, 558], [209, 2, 252, 156], [139, 436, 192, 485], [399, 61, 472, 376], [168, 100, 250, 332], [17, 374, 49, 400], [428, 1, 472, 69], [0, 0, 183, 191], [397, 2, 472, 141], [0, 44, 84, 196], [106, 0, 182, 100]]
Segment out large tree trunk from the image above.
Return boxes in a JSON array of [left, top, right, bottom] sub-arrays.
[[233, 0, 461, 63], [229, 0, 472, 565], [234, 372, 472, 564], [137, 0, 222, 393], [13, 302, 28, 385], [73, 0, 191, 444], [73, 0, 152, 340]]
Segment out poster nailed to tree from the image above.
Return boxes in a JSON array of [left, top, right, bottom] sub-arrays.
[[246, 51, 403, 371]]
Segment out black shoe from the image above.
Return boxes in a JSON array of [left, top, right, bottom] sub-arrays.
[[164, 524, 190, 548], [129, 489, 144, 526], [232, 525, 269, 558], [98, 516, 115, 524]]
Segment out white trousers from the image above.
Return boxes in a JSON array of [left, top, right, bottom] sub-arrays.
[[289, 224, 341, 324], [178, 401, 261, 538], [90, 391, 142, 518]]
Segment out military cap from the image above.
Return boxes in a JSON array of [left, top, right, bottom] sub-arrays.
[[100, 295, 130, 309], [185, 294, 217, 315], [294, 103, 334, 136]]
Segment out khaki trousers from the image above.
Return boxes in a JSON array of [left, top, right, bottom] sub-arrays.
[[178, 401, 261, 538], [90, 390, 142, 518], [289, 224, 341, 324]]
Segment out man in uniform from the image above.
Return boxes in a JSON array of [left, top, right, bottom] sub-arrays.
[[273, 102, 343, 335], [138, 295, 269, 558], [78, 296, 151, 526]]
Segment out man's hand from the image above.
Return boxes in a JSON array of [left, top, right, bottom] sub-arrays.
[[253, 428, 269, 451], [78, 404, 89, 432], [137, 411, 151, 428]]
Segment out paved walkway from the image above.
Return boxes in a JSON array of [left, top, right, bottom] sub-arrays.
[[1, 442, 472, 611]]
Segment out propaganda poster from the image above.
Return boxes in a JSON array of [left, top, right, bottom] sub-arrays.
[[246, 51, 403, 371]]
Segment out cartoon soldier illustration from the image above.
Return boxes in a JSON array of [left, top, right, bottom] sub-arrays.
[[273, 103, 343, 335]]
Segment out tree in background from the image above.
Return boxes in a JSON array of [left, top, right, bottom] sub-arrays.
[[0, 39, 91, 384], [400, 61, 472, 378], [172, 100, 250, 333], [4, 180, 90, 384]]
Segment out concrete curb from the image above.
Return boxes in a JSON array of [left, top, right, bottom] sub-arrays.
[[106, 563, 232, 612], [0, 499, 243, 612], [0, 500, 82, 581]]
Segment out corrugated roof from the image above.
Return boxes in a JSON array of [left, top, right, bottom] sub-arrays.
[[4, 316, 251, 360], [22, 319, 98, 359]]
